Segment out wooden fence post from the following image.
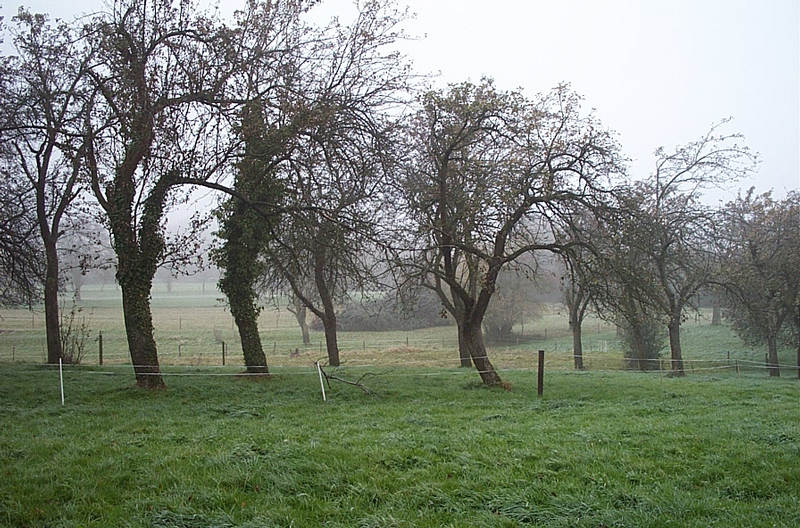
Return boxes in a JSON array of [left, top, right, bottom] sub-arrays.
[[537, 350, 544, 397]]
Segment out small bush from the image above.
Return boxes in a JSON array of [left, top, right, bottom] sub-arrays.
[[59, 300, 91, 364], [619, 313, 665, 371]]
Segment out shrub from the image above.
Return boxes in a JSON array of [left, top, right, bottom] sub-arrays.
[[619, 312, 665, 371], [310, 290, 452, 332], [59, 300, 91, 364]]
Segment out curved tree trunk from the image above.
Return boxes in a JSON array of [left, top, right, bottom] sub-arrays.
[[217, 208, 269, 374], [228, 293, 268, 374], [120, 279, 164, 389], [461, 322, 501, 385], [668, 317, 685, 376]]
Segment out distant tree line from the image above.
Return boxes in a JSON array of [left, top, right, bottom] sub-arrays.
[[1, 0, 796, 389]]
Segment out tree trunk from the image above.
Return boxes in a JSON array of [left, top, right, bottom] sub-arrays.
[[796, 338, 799, 380], [218, 223, 269, 374], [767, 334, 780, 377], [313, 245, 340, 366], [320, 314, 340, 367], [711, 300, 721, 326], [795, 309, 799, 379], [457, 325, 471, 367], [668, 317, 685, 376], [461, 322, 502, 385], [120, 279, 164, 388], [570, 318, 584, 370], [292, 296, 311, 345], [43, 244, 62, 364], [630, 322, 645, 371], [228, 294, 268, 374]]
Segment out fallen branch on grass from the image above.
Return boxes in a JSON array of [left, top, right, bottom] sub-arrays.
[[315, 359, 375, 394]]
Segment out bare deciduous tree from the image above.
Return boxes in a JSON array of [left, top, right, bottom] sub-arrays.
[[0, 10, 91, 362], [399, 80, 624, 385]]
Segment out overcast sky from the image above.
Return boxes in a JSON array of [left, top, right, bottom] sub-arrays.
[[3, 0, 798, 203]]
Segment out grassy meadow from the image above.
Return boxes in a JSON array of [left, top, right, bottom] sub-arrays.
[[0, 280, 794, 372], [1, 281, 799, 527]]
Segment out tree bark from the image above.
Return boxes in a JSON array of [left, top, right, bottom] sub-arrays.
[[796, 339, 799, 380], [228, 292, 268, 374], [668, 317, 685, 376], [571, 318, 584, 370], [711, 300, 722, 326], [457, 325, 472, 367], [314, 245, 340, 366], [461, 322, 501, 385], [120, 279, 164, 389], [217, 207, 269, 374], [320, 314, 340, 367], [767, 334, 780, 377], [292, 295, 311, 345], [43, 243, 62, 363]]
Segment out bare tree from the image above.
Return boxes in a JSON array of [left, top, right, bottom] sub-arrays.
[[399, 80, 624, 385], [287, 291, 312, 345], [558, 248, 593, 370], [0, 177, 42, 306], [0, 11, 92, 362]]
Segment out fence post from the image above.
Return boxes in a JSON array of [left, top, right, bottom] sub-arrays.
[[537, 350, 544, 397], [12, 345, 15, 362], [98, 331, 103, 366], [222, 341, 226, 366], [735, 359, 740, 377]]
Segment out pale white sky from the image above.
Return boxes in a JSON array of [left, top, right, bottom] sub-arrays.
[[3, 0, 798, 203]]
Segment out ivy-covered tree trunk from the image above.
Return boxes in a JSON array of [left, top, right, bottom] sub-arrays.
[[104, 161, 173, 389], [119, 275, 163, 388], [215, 103, 278, 374], [218, 228, 269, 373], [221, 247, 268, 373], [216, 196, 269, 374]]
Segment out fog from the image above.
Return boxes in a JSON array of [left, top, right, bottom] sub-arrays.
[[3, 0, 797, 208]]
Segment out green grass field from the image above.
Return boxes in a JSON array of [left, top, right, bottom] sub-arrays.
[[1, 281, 799, 526], [1, 365, 798, 527]]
